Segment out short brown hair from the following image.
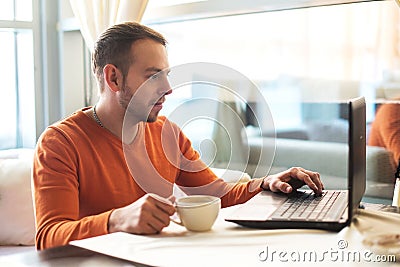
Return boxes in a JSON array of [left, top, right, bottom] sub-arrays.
[[92, 22, 167, 91]]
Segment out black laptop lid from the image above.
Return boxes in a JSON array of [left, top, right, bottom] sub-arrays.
[[348, 96, 366, 221]]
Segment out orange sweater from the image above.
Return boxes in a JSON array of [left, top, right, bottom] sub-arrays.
[[368, 101, 400, 166], [33, 108, 262, 249]]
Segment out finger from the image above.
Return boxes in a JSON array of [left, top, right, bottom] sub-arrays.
[[142, 221, 157, 233], [292, 168, 321, 194], [148, 194, 176, 216], [155, 200, 176, 216], [299, 168, 324, 193], [147, 216, 169, 233], [287, 177, 306, 190], [144, 221, 163, 234], [152, 208, 172, 228], [148, 196, 175, 227], [167, 195, 176, 204], [132, 211, 164, 235], [270, 180, 292, 193], [140, 209, 170, 234], [135, 195, 173, 232], [310, 171, 324, 192]]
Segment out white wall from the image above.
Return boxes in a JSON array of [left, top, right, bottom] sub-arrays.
[[59, 0, 90, 115], [62, 31, 86, 114]]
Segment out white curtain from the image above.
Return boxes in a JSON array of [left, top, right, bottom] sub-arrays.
[[69, 0, 149, 52]]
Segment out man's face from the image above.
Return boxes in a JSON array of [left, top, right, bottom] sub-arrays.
[[119, 38, 171, 123]]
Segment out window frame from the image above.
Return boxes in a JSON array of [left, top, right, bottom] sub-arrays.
[[142, 0, 386, 25], [0, 3, 37, 148], [0, 0, 61, 148]]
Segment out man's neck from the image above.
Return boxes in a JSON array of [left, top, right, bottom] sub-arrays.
[[89, 101, 140, 143], [122, 120, 140, 145]]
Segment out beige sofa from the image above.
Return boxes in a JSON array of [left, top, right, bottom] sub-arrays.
[[246, 137, 396, 202], [0, 149, 36, 256]]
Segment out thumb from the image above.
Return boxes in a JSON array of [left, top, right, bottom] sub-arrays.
[[278, 181, 292, 193]]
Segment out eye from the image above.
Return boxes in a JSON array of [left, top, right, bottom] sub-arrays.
[[150, 72, 161, 80]]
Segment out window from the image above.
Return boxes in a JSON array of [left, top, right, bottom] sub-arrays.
[[145, 1, 400, 133], [0, 0, 36, 149]]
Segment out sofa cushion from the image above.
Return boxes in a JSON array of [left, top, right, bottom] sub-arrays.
[[0, 150, 35, 246]]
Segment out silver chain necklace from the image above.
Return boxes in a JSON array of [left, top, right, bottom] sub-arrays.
[[93, 105, 104, 128]]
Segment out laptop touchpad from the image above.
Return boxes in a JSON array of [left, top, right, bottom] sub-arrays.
[[226, 191, 286, 221]]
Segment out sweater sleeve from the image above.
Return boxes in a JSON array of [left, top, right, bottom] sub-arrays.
[[174, 122, 262, 207], [33, 128, 111, 250], [378, 104, 400, 163], [369, 103, 400, 164]]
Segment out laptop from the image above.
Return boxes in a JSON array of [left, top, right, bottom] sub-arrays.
[[225, 96, 366, 231]]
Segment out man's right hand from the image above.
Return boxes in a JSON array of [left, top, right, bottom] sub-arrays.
[[108, 193, 176, 234]]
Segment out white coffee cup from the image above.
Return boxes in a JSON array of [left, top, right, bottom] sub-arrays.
[[171, 195, 221, 232]]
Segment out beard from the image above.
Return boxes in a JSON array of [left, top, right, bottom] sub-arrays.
[[119, 84, 160, 123]]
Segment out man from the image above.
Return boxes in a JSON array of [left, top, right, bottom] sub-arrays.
[[368, 99, 400, 169], [32, 22, 323, 250]]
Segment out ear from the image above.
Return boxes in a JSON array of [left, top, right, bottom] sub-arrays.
[[103, 64, 123, 92]]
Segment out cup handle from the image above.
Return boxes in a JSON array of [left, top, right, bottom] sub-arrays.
[[170, 213, 184, 226]]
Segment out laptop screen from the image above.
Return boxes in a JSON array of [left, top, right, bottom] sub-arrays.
[[348, 96, 366, 221]]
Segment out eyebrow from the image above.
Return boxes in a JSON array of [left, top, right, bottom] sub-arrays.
[[145, 67, 170, 74]]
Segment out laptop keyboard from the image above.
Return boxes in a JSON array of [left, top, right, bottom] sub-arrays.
[[270, 191, 344, 221]]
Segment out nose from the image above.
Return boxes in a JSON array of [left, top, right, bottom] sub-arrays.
[[164, 87, 172, 96], [159, 75, 172, 96]]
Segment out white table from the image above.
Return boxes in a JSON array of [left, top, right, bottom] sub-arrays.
[[1, 206, 399, 267], [70, 206, 400, 267]]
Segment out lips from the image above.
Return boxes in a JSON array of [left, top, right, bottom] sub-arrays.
[[152, 97, 165, 106], [151, 96, 165, 110], [151, 101, 164, 112], [154, 101, 163, 106]]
